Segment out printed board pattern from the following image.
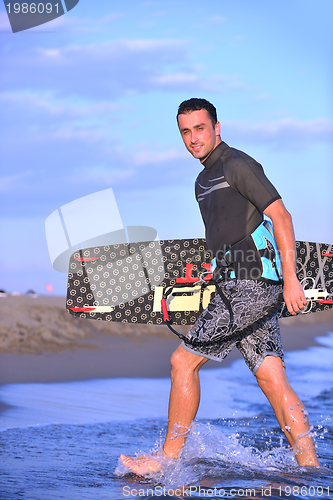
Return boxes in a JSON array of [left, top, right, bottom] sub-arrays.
[[66, 239, 333, 325]]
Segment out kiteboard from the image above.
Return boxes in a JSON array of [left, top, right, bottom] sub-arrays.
[[66, 238, 333, 325]]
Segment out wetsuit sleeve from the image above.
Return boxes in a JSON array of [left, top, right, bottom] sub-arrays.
[[224, 153, 281, 212]]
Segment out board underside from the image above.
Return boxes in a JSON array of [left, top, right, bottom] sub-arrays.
[[66, 239, 333, 325]]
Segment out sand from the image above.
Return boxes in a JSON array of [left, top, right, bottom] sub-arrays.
[[0, 295, 332, 385]]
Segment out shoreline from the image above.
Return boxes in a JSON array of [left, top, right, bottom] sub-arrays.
[[0, 295, 333, 385]]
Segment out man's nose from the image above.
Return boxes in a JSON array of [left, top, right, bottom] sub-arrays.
[[190, 131, 199, 143]]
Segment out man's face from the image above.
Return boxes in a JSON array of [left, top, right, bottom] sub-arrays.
[[178, 109, 221, 162]]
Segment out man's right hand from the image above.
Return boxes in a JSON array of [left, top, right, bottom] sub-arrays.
[[283, 275, 307, 315]]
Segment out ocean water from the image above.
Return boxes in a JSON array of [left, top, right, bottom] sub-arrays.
[[0, 333, 332, 500]]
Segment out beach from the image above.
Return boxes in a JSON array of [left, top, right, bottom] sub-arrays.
[[1, 294, 332, 500], [1, 294, 333, 385]]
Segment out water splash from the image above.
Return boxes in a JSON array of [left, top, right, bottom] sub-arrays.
[[115, 420, 297, 487], [115, 413, 333, 492]]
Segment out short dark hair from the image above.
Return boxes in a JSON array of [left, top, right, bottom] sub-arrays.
[[177, 98, 217, 127]]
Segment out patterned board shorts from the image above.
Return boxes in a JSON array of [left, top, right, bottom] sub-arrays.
[[182, 279, 285, 375]]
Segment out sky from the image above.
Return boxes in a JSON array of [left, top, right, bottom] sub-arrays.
[[0, 0, 332, 295]]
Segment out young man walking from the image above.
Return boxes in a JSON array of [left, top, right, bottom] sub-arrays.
[[120, 98, 319, 473]]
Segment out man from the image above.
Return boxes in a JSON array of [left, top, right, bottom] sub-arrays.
[[121, 98, 319, 473]]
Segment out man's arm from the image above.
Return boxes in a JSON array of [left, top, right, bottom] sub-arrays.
[[263, 199, 306, 315]]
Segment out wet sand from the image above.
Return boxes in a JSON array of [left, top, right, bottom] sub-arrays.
[[0, 295, 332, 385]]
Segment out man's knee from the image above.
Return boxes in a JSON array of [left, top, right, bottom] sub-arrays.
[[170, 347, 184, 372], [170, 345, 208, 377], [255, 356, 288, 392]]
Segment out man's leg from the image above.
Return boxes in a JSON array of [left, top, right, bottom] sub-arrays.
[[120, 344, 209, 474], [255, 356, 319, 467]]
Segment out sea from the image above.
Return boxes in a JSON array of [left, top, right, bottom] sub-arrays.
[[0, 333, 332, 500]]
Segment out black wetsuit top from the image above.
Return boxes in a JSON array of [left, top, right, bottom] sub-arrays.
[[195, 141, 281, 257]]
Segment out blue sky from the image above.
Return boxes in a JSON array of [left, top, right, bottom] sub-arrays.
[[0, 0, 332, 294]]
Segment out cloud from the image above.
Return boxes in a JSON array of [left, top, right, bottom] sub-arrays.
[[0, 121, 194, 217], [1, 38, 190, 98], [0, 6, 124, 33], [0, 90, 194, 215], [208, 15, 227, 25], [222, 118, 333, 148], [1, 87, 331, 218], [0, 91, 120, 118], [150, 73, 242, 92], [0, 171, 34, 193], [0, 11, 11, 30], [132, 148, 187, 166], [1, 37, 244, 98], [44, 11, 124, 32], [3, 91, 331, 152]]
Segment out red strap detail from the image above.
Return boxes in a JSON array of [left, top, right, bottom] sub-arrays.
[[176, 264, 196, 283], [161, 298, 169, 321], [70, 307, 96, 312], [316, 300, 333, 304], [322, 253, 333, 257], [176, 263, 212, 283], [74, 256, 100, 261], [201, 263, 212, 281]]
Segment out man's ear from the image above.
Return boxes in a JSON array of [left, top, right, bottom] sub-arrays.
[[215, 121, 221, 136]]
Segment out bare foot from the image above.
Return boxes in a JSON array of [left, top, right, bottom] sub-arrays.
[[120, 453, 162, 475]]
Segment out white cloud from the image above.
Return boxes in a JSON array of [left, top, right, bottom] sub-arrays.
[[131, 148, 188, 166], [0, 171, 33, 193], [44, 11, 124, 33], [35, 38, 187, 63], [47, 125, 107, 143], [208, 15, 227, 25], [0, 91, 120, 118], [1, 37, 245, 98], [1, 9, 124, 33], [2, 88, 331, 155], [222, 118, 333, 147], [150, 72, 243, 92], [254, 93, 273, 101], [68, 164, 136, 186], [0, 11, 11, 30], [1, 38, 192, 99]]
